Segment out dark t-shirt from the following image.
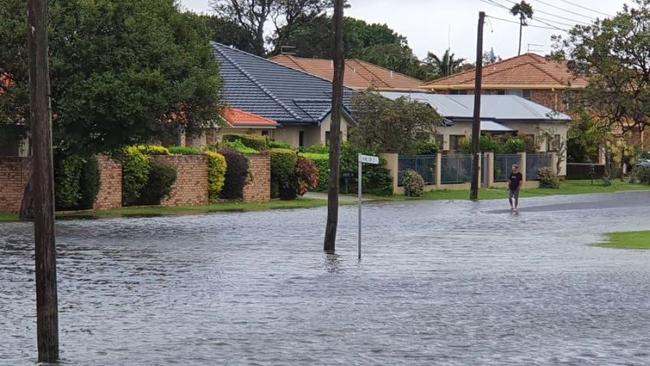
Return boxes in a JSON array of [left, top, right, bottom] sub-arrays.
[[509, 172, 523, 190]]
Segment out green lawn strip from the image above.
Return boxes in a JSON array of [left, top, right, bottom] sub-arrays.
[[599, 231, 650, 249], [387, 180, 650, 202], [0, 213, 19, 222], [56, 198, 329, 220]]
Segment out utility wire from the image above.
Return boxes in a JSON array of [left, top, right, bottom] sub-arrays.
[[530, 0, 601, 21], [497, 0, 592, 25], [485, 14, 569, 32], [557, 0, 614, 17]]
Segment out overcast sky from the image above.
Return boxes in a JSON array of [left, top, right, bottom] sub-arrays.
[[179, 0, 630, 60]]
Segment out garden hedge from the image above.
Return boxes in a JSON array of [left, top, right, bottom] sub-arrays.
[[223, 134, 268, 151], [138, 160, 177, 205], [120, 146, 152, 206], [270, 148, 298, 199], [205, 151, 227, 202], [219, 148, 249, 199], [301, 153, 329, 191]]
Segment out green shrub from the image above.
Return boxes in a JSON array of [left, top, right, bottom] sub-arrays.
[[54, 155, 84, 210], [632, 165, 650, 184], [78, 156, 100, 209], [401, 169, 425, 197], [136, 145, 170, 155], [222, 139, 259, 155], [120, 146, 151, 206], [268, 140, 293, 149], [295, 157, 319, 196], [301, 144, 328, 154], [270, 148, 298, 199], [341, 143, 393, 196], [218, 148, 249, 199], [168, 146, 201, 155], [301, 153, 329, 191], [205, 151, 227, 202], [502, 137, 526, 154], [538, 167, 560, 188], [223, 134, 268, 151], [414, 140, 439, 155], [138, 160, 177, 205]]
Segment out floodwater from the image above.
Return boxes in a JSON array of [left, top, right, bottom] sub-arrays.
[[2, 192, 650, 365]]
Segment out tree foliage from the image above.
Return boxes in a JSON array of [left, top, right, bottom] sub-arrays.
[[421, 49, 467, 79], [211, 0, 336, 56], [556, 0, 650, 175], [350, 92, 441, 154], [0, 0, 222, 156]]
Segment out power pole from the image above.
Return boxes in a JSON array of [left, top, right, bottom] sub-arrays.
[[324, 0, 345, 252], [470, 11, 485, 201], [518, 13, 524, 56], [28, 0, 59, 362]]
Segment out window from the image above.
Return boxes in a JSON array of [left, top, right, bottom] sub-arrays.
[[261, 130, 269, 137], [547, 134, 561, 152], [522, 90, 531, 100], [449, 90, 467, 95], [496, 90, 506, 95], [449, 135, 466, 152], [505, 89, 524, 97], [299, 131, 305, 148]]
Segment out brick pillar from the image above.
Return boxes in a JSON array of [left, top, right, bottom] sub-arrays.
[[0, 157, 31, 213], [519, 152, 527, 186], [380, 153, 399, 193], [243, 153, 271, 203], [93, 156, 123, 210]]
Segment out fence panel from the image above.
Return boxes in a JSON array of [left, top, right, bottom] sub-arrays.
[[398, 155, 436, 186], [566, 163, 605, 180], [441, 154, 473, 184], [526, 153, 553, 180], [494, 154, 521, 182]]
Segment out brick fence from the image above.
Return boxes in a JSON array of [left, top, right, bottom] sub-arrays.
[[0, 157, 31, 213], [94, 156, 123, 210], [153, 155, 209, 207], [243, 153, 271, 203]]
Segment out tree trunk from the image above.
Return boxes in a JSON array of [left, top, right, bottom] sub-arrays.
[[323, 0, 345, 253]]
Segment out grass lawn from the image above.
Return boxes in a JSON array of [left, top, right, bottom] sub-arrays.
[[392, 180, 650, 201], [0, 212, 18, 223], [600, 231, 650, 249]]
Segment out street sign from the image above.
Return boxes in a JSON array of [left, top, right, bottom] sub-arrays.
[[357, 153, 379, 260], [358, 154, 379, 165]]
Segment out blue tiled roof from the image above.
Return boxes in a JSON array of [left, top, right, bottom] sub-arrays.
[[212, 42, 354, 125]]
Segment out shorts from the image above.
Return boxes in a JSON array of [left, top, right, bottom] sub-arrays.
[[509, 188, 520, 200]]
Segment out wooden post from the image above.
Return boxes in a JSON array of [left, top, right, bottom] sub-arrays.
[[324, 0, 345, 253], [470, 11, 485, 201], [28, 0, 59, 362]]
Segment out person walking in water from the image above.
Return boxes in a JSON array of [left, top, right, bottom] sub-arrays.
[[508, 164, 523, 212]]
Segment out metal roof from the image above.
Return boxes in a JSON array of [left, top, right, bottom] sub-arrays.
[[379, 92, 571, 122], [481, 120, 516, 132], [212, 42, 354, 125]]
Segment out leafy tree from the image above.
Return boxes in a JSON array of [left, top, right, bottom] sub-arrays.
[[350, 92, 442, 154], [422, 49, 467, 78], [356, 43, 423, 79], [483, 48, 501, 65], [510, 1, 534, 55], [557, 0, 650, 178], [197, 14, 259, 53], [567, 111, 600, 163], [0, 0, 222, 157], [211, 0, 335, 56]]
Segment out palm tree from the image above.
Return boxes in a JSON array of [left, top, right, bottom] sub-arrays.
[[424, 49, 466, 78], [510, 1, 534, 56]]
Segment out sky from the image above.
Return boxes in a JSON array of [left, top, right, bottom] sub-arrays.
[[179, 0, 630, 61]]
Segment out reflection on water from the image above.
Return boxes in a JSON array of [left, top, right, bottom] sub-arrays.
[[2, 192, 650, 365]]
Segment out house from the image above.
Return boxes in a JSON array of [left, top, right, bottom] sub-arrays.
[[185, 107, 279, 147], [269, 55, 424, 91], [211, 42, 355, 149], [380, 92, 571, 175], [420, 53, 587, 113]]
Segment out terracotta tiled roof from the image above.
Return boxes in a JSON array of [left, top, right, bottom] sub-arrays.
[[422, 53, 588, 91], [269, 55, 424, 91], [221, 107, 278, 128]]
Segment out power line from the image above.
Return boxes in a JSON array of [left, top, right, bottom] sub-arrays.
[[534, 15, 579, 28], [497, 0, 592, 25], [486, 14, 569, 32], [531, 0, 600, 21], [557, 0, 614, 17]]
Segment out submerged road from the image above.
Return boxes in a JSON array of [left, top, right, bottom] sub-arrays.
[[2, 191, 650, 365]]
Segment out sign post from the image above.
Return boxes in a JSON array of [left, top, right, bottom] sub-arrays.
[[357, 154, 379, 260]]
